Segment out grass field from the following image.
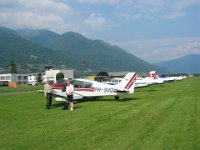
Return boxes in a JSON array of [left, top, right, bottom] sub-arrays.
[[0, 85, 43, 93], [0, 77, 199, 150]]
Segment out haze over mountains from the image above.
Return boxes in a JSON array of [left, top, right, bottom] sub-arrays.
[[0, 26, 165, 74], [157, 54, 200, 74]]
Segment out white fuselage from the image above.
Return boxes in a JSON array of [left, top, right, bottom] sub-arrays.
[[53, 79, 121, 100], [135, 77, 164, 86], [53, 72, 138, 101]]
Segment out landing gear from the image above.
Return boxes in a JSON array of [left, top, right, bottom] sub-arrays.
[[115, 95, 120, 100]]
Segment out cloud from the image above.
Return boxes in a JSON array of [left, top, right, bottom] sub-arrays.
[[120, 13, 141, 20], [1, 0, 199, 33], [76, 0, 121, 5], [0, 0, 72, 33], [77, 0, 196, 21], [112, 37, 200, 63], [164, 0, 200, 19], [119, 0, 200, 20], [84, 13, 113, 29], [75, 0, 200, 21]]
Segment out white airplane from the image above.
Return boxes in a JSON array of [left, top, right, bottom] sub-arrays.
[[158, 75, 186, 82], [135, 71, 164, 86], [169, 76, 186, 81], [105, 77, 147, 88], [135, 77, 149, 87], [53, 72, 138, 102], [109, 78, 123, 85]]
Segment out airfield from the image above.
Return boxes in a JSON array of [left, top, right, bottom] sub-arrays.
[[0, 77, 199, 150]]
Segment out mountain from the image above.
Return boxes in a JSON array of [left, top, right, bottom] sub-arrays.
[[16, 28, 59, 48], [16, 28, 166, 73], [0, 27, 71, 72], [0, 26, 17, 35], [157, 54, 200, 74]]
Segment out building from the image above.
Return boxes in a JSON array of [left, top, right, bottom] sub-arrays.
[[28, 73, 37, 85], [108, 71, 129, 77], [28, 73, 47, 85], [45, 69, 74, 82], [0, 73, 28, 85]]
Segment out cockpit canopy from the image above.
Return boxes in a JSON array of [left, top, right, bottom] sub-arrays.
[[74, 80, 93, 88], [55, 78, 93, 89]]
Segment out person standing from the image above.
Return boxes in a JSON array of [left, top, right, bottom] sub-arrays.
[[44, 80, 53, 109], [64, 78, 74, 110]]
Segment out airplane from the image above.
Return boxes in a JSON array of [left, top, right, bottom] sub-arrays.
[[104, 71, 160, 88], [106, 78, 123, 85], [158, 74, 175, 82], [158, 74, 186, 82], [53, 72, 138, 102], [134, 77, 150, 87], [105, 77, 148, 88], [146, 71, 156, 79], [169, 76, 186, 81], [135, 71, 164, 86]]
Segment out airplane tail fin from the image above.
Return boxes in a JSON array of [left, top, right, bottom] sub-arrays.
[[116, 72, 138, 94], [146, 71, 156, 79]]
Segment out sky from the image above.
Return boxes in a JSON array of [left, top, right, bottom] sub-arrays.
[[0, 0, 200, 63]]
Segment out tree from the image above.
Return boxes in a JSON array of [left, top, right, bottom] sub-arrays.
[[95, 72, 110, 82], [56, 72, 64, 81], [36, 73, 43, 84], [96, 72, 109, 77], [10, 60, 17, 73]]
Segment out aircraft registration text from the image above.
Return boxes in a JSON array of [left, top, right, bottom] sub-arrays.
[[95, 87, 114, 93]]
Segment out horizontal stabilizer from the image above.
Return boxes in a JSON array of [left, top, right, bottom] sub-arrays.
[[55, 97, 67, 102]]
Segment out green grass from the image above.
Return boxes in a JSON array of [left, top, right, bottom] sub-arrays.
[[0, 77, 200, 150], [0, 85, 43, 93]]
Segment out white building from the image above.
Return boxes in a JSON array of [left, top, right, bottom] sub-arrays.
[[28, 73, 37, 85], [108, 71, 129, 77], [28, 73, 47, 85], [0, 73, 28, 85], [45, 69, 74, 82]]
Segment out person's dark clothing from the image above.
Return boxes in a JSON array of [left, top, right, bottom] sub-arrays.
[[46, 93, 52, 109]]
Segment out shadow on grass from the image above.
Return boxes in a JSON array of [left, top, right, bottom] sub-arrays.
[[159, 85, 165, 88], [117, 97, 139, 102], [50, 96, 139, 110], [79, 97, 140, 103], [51, 102, 64, 107], [147, 89, 158, 92], [51, 102, 83, 109], [51, 102, 65, 108]]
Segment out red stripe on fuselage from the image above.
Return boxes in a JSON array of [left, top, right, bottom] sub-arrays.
[[52, 87, 62, 90], [74, 88, 95, 92], [124, 73, 137, 90]]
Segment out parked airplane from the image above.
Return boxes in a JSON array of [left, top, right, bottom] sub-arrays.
[[146, 71, 156, 79], [169, 76, 186, 81], [53, 72, 138, 102], [104, 77, 147, 88], [135, 71, 164, 86], [105, 71, 160, 88], [158, 74, 186, 82], [108, 78, 122, 85]]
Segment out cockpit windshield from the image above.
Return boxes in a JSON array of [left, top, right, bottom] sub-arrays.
[[74, 80, 93, 88], [55, 79, 66, 85]]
